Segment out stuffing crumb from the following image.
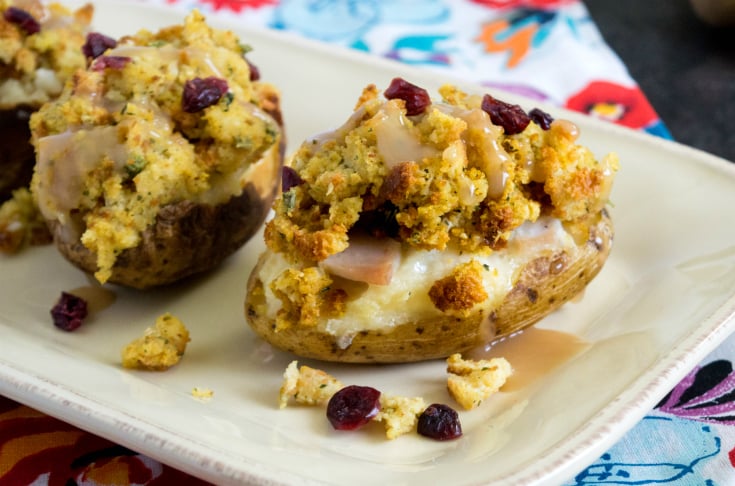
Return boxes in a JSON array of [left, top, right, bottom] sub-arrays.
[[278, 360, 343, 409], [428, 259, 489, 315], [446, 353, 512, 410], [121, 313, 190, 370], [192, 387, 214, 400], [374, 394, 427, 440]]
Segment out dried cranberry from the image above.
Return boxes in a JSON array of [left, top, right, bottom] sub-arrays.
[[182, 77, 229, 113], [82, 32, 117, 60], [529, 107, 554, 130], [91, 55, 131, 72], [384, 77, 431, 116], [481, 94, 531, 135], [281, 166, 303, 192], [245, 58, 260, 81], [4, 7, 40, 35], [50, 292, 88, 332], [417, 403, 462, 441], [326, 385, 381, 430]]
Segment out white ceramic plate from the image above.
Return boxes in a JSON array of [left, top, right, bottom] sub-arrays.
[[2, 2, 735, 484]]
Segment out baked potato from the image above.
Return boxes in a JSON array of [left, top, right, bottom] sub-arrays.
[[245, 79, 618, 363], [0, 0, 92, 201], [30, 10, 283, 289]]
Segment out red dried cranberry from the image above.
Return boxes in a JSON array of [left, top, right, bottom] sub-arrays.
[[281, 166, 303, 192], [50, 292, 88, 332], [529, 107, 554, 130], [4, 7, 40, 35], [182, 77, 229, 113], [384, 77, 431, 116], [91, 55, 131, 72], [481, 94, 531, 135], [417, 403, 462, 441], [245, 58, 260, 81], [326, 385, 381, 430], [82, 32, 117, 60]]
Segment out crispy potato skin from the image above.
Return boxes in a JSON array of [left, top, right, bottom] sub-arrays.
[[245, 210, 613, 363], [0, 108, 35, 202], [51, 181, 273, 289]]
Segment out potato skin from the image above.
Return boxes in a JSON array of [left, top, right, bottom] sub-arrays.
[[0, 107, 35, 202], [245, 210, 613, 363], [52, 180, 273, 289]]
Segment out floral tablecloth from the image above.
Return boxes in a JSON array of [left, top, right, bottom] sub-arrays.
[[2, 0, 735, 484]]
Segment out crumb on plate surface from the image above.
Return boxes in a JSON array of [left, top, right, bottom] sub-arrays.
[[121, 313, 190, 371], [446, 353, 512, 410], [374, 394, 427, 440], [278, 360, 344, 409], [192, 386, 214, 399]]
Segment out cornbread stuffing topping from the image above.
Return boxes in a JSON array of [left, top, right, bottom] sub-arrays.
[[261, 78, 618, 331], [0, 0, 91, 109], [30, 10, 281, 283], [121, 313, 190, 370]]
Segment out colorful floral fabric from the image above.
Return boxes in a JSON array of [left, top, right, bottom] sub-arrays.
[[567, 348, 735, 485], [0, 396, 210, 485], [156, 0, 671, 138], [2, 0, 732, 484]]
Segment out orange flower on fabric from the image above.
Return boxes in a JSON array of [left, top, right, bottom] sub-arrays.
[[476, 18, 536, 68]]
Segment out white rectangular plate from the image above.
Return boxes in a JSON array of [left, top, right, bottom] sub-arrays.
[[2, 1, 735, 484]]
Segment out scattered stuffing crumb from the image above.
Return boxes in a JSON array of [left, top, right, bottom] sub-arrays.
[[446, 353, 512, 410], [278, 360, 343, 409], [374, 394, 427, 440], [121, 313, 190, 370], [192, 387, 214, 400]]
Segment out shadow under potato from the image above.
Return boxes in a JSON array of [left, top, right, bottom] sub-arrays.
[[0, 107, 35, 202]]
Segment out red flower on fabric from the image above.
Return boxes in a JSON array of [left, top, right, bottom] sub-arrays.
[[195, 0, 277, 12], [565, 80, 658, 130], [471, 0, 576, 9]]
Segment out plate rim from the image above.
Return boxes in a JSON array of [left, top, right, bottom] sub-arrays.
[[2, 1, 735, 484]]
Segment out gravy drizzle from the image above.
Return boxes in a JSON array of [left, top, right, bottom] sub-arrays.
[[467, 327, 590, 392], [68, 286, 117, 316]]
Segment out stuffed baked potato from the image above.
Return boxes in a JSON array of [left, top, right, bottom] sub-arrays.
[[245, 79, 617, 363], [30, 10, 283, 289]]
